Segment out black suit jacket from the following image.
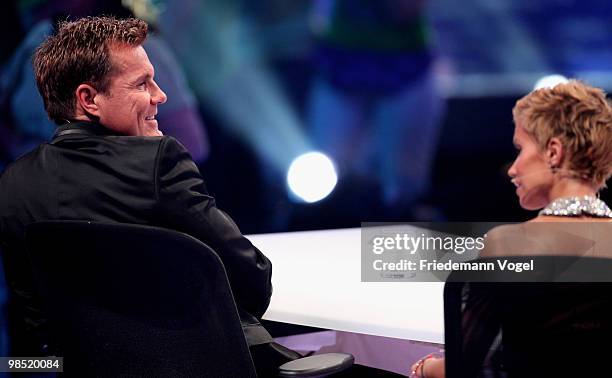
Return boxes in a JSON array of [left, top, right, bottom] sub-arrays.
[[0, 121, 273, 354]]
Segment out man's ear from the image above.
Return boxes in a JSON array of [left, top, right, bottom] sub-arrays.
[[546, 137, 564, 168], [75, 84, 101, 118]]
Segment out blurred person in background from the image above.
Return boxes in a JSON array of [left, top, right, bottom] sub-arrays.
[[308, 0, 445, 218]]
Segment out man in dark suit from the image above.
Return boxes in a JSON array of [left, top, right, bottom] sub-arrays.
[[0, 16, 297, 375]]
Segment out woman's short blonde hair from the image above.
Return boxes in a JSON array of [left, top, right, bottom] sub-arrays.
[[513, 80, 612, 188]]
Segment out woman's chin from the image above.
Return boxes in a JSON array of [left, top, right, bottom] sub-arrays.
[[521, 204, 541, 211], [519, 195, 547, 211]]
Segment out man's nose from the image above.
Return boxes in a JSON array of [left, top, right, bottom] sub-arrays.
[[151, 81, 167, 105]]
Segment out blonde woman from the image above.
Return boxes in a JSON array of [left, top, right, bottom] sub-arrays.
[[411, 80, 612, 378]]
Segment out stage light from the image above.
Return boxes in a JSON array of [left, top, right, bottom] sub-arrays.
[[534, 75, 568, 90], [287, 152, 337, 203]]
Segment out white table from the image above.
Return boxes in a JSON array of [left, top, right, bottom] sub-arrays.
[[247, 228, 445, 344]]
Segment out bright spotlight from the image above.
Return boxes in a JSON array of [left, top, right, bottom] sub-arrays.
[[287, 152, 337, 203], [534, 74, 569, 90]]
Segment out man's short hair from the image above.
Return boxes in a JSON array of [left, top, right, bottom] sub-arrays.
[[33, 16, 148, 124], [513, 80, 612, 188]]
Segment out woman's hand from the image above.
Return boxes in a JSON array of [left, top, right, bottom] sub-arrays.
[[410, 356, 445, 378]]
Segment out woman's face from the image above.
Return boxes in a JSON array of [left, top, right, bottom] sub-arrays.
[[507, 124, 554, 210]]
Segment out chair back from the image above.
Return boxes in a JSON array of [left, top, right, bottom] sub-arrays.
[[26, 220, 256, 377], [444, 256, 612, 378]]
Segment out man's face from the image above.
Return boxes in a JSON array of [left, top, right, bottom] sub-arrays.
[[95, 45, 167, 136]]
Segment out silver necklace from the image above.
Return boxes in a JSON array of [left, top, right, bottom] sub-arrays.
[[539, 195, 612, 218]]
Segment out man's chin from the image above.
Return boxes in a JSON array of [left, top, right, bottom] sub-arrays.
[[141, 124, 163, 137]]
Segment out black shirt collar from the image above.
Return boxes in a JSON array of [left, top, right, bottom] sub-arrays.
[[52, 121, 119, 140]]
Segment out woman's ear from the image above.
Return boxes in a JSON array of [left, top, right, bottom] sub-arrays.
[[75, 84, 100, 118], [546, 137, 564, 168]]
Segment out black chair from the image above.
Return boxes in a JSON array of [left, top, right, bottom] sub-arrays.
[[25, 221, 354, 377], [444, 256, 612, 378]]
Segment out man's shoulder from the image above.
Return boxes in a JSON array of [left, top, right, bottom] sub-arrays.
[[84, 135, 195, 175], [52, 133, 172, 156], [151, 136, 194, 163], [108, 135, 190, 161], [0, 145, 45, 180], [0, 145, 50, 216], [0, 135, 191, 184], [93, 135, 185, 152]]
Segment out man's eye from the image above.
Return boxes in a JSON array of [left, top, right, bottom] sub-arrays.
[[138, 82, 147, 89]]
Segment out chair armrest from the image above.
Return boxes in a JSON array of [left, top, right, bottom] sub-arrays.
[[278, 353, 354, 377]]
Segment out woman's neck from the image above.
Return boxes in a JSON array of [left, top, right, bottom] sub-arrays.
[[548, 177, 597, 203]]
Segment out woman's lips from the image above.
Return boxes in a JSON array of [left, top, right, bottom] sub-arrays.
[[511, 179, 522, 195]]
